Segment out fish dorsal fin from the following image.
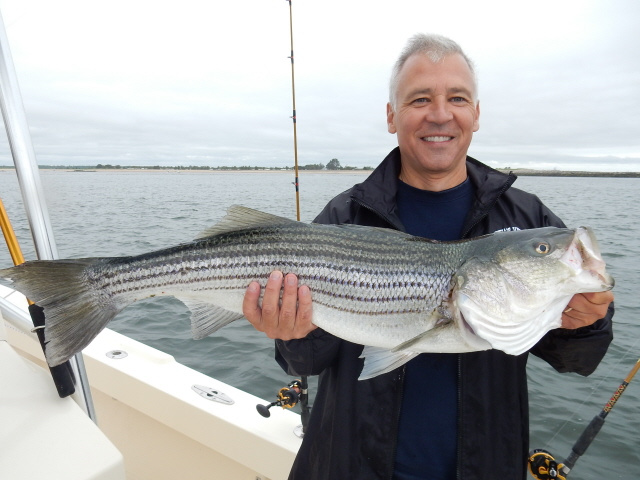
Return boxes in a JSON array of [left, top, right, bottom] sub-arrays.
[[195, 205, 297, 239], [177, 297, 244, 339]]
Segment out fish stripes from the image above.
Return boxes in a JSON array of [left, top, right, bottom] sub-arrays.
[[84, 222, 459, 318]]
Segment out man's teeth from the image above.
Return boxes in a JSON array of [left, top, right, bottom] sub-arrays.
[[422, 136, 453, 142]]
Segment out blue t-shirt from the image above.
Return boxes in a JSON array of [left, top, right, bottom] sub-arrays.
[[393, 178, 474, 480]]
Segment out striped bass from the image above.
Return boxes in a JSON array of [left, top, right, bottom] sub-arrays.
[[0, 206, 614, 379]]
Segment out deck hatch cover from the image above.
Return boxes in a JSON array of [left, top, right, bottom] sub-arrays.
[[191, 384, 235, 405]]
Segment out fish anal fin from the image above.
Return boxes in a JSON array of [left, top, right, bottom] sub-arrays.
[[194, 205, 297, 239], [178, 298, 244, 340], [358, 346, 420, 380]]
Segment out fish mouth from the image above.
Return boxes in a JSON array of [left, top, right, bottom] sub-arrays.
[[564, 227, 614, 291]]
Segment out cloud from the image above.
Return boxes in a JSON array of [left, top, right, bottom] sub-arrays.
[[0, 0, 638, 171]]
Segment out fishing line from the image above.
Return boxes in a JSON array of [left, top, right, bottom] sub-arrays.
[[541, 330, 640, 451]]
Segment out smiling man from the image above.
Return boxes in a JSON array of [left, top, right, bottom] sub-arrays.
[[243, 34, 614, 480]]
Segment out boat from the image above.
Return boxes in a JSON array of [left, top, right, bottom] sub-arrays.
[[0, 9, 301, 480], [0, 284, 301, 480]]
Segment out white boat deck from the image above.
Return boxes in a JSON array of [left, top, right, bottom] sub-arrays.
[[0, 315, 125, 480], [0, 285, 301, 480]]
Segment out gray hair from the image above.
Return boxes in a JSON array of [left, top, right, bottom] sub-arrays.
[[389, 33, 477, 109]]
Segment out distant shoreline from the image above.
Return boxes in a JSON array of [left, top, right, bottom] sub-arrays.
[[496, 169, 640, 178], [0, 167, 638, 178]]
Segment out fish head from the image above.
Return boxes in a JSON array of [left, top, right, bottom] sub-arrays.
[[452, 226, 614, 356]]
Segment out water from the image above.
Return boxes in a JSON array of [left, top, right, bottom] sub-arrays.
[[1, 170, 638, 478]]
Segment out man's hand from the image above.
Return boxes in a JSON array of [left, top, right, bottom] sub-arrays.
[[243, 271, 316, 340], [561, 291, 614, 329]]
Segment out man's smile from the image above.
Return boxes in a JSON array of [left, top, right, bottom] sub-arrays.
[[421, 135, 454, 142]]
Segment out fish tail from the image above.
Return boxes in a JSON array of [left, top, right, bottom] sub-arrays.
[[0, 258, 122, 366]]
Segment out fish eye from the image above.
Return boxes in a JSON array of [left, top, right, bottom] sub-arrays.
[[535, 242, 551, 254]]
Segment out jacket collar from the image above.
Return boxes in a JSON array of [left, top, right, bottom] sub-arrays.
[[351, 147, 404, 230], [350, 147, 517, 233], [463, 156, 517, 237]]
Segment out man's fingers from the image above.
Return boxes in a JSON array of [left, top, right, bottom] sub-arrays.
[[261, 271, 284, 328], [295, 285, 316, 337], [279, 274, 300, 333], [242, 271, 316, 340], [582, 290, 614, 308], [242, 281, 263, 327], [561, 291, 614, 329]]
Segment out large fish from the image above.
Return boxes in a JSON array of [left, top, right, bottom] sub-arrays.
[[0, 206, 613, 379]]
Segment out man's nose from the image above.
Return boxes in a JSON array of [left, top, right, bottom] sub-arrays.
[[424, 96, 453, 124]]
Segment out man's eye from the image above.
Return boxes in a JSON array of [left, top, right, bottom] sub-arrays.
[[413, 98, 429, 104], [451, 96, 466, 103]]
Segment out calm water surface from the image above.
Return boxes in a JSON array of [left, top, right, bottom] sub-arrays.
[[0, 170, 638, 478]]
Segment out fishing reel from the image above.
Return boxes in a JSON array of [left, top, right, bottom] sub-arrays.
[[256, 379, 303, 418], [528, 449, 567, 480]]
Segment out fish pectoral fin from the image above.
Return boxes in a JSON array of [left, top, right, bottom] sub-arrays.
[[390, 330, 439, 353], [359, 346, 420, 380], [194, 205, 296, 239], [178, 298, 244, 340], [390, 312, 453, 352]]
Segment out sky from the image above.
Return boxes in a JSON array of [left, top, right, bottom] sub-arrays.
[[0, 0, 638, 171]]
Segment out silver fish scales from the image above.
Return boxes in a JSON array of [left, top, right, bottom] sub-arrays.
[[96, 220, 456, 316]]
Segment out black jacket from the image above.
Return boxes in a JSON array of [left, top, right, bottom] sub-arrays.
[[276, 148, 613, 480]]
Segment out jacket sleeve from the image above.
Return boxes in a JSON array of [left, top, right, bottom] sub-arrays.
[[275, 328, 343, 376], [530, 303, 614, 376]]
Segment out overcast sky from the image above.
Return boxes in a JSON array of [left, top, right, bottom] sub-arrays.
[[0, 0, 638, 171]]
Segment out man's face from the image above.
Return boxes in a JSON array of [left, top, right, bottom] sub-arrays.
[[387, 52, 480, 190]]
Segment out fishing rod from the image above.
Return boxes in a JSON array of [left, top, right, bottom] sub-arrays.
[[286, 0, 301, 222], [528, 357, 640, 479]]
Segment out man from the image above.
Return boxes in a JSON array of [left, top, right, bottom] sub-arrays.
[[243, 34, 614, 480]]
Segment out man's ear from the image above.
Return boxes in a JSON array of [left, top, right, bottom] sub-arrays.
[[387, 103, 397, 134], [473, 101, 480, 132]]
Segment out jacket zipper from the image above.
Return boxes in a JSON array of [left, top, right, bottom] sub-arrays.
[[460, 172, 515, 239], [456, 354, 463, 480], [387, 366, 407, 480]]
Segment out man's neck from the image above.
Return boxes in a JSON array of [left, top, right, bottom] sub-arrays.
[[398, 163, 468, 191]]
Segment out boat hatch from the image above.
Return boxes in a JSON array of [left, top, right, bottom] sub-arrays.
[[191, 384, 235, 405]]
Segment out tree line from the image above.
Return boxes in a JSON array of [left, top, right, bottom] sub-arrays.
[[0, 159, 374, 171]]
